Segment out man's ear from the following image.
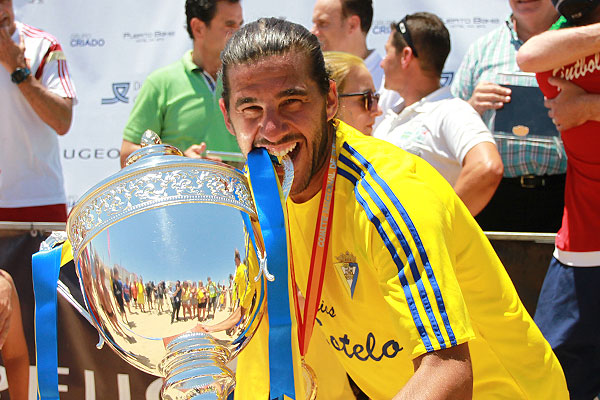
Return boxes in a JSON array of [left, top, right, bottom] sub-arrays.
[[347, 15, 361, 35], [190, 17, 206, 41], [400, 46, 414, 69], [219, 98, 236, 136], [326, 79, 339, 121]]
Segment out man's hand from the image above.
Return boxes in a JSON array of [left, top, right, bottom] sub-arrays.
[[545, 77, 599, 131], [0, 270, 14, 349], [0, 28, 26, 72], [467, 82, 511, 115], [184, 143, 222, 162], [184, 143, 208, 159]]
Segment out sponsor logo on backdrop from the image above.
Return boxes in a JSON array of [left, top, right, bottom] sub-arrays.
[[101, 81, 143, 104], [63, 147, 121, 161], [444, 16, 501, 29], [440, 72, 454, 87], [70, 34, 106, 47], [101, 82, 131, 104], [372, 16, 501, 34], [122, 31, 176, 43]]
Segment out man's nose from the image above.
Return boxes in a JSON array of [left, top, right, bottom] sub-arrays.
[[372, 103, 383, 117], [260, 108, 289, 140]]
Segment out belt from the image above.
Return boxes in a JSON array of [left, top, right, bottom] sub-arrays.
[[503, 174, 565, 189]]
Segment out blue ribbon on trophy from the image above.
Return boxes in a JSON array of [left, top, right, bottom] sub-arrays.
[[32, 243, 64, 400], [247, 148, 296, 399]]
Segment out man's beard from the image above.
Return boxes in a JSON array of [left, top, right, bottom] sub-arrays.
[[291, 108, 332, 198]]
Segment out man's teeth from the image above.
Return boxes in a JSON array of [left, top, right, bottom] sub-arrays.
[[269, 143, 297, 158]]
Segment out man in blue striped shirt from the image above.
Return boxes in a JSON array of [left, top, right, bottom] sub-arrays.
[[452, 0, 566, 232]]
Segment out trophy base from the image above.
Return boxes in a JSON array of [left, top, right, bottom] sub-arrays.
[[159, 333, 235, 400]]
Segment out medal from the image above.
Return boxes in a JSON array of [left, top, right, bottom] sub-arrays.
[[288, 141, 337, 360]]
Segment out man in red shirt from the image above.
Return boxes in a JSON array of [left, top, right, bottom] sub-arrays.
[[517, 2, 600, 398]]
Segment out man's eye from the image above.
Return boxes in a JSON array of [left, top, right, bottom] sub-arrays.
[[283, 98, 301, 106], [241, 106, 261, 116]]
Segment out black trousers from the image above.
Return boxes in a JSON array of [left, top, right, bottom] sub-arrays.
[[171, 300, 181, 322], [476, 173, 566, 233]]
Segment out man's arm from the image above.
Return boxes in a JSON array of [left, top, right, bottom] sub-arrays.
[[14, 77, 73, 135], [0, 270, 14, 348], [454, 142, 503, 216], [393, 343, 473, 400], [517, 22, 600, 72], [1, 275, 29, 400], [544, 76, 600, 131], [0, 28, 73, 135]]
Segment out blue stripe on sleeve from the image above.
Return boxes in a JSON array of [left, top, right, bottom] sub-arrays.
[[339, 153, 363, 175], [337, 166, 358, 186], [353, 186, 433, 351], [342, 142, 457, 347], [359, 178, 446, 350]]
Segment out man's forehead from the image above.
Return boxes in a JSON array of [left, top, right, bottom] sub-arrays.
[[314, 0, 343, 17], [227, 53, 314, 93], [214, 1, 242, 21]]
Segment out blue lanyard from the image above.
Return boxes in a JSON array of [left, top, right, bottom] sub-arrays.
[[247, 148, 295, 399]]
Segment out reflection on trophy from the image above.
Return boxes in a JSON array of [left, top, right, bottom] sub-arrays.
[[66, 131, 267, 399]]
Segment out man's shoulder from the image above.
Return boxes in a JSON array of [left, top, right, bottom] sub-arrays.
[[475, 22, 508, 44], [341, 118, 462, 168], [463, 21, 509, 57], [17, 21, 60, 45], [144, 56, 187, 84], [427, 95, 476, 117], [336, 121, 447, 184]]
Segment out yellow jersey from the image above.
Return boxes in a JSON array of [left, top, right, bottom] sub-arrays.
[[236, 121, 567, 399]]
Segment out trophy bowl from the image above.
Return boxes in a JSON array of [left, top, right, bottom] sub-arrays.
[[66, 138, 266, 399]]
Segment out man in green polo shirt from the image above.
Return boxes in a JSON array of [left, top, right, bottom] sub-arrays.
[[120, 0, 243, 167]]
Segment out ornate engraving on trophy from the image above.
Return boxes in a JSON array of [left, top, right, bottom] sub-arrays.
[[69, 165, 256, 254]]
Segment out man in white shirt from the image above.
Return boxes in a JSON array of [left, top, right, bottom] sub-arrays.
[[0, 0, 76, 223], [374, 12, 503, 216], [0, 3, 76, 394], [311, 0, 400, 126]]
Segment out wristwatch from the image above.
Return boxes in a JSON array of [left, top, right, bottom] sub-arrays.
[[11, 67, 31, 84]]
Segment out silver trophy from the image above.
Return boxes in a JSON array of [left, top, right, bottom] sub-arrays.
[[66, 131, 268, 399]]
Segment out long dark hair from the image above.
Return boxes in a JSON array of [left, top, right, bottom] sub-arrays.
[[220, 17, 330, 110]]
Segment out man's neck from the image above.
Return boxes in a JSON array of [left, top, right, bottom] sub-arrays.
[[342, 37, 370, 60], [513, 13, 558, 42], [399, 75, 441, 108], [290, 124, 335, 204], [191, 47, 220, 80]]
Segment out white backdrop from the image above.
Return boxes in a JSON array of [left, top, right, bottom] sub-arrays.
[[14, 0, 511, 207]]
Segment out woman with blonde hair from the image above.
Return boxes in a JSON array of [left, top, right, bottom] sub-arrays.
[[323, 51, 382, 135]]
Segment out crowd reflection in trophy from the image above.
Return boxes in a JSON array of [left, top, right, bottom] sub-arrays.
[[87, 247, 256, 349]]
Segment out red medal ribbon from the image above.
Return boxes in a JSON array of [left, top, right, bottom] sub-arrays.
[[288, 142, 337, 356]]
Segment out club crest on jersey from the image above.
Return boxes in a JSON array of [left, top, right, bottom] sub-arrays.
[[334, 251, 359, 299]]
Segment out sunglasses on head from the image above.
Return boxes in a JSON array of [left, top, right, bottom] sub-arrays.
[[393, 16, 419, 58], [339, 90, 380, 112]]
